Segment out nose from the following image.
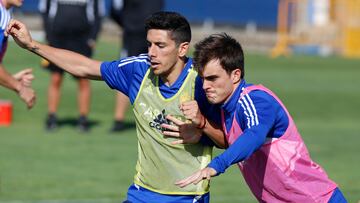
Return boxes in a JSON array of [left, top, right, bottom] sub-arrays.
[[148, 44, 156, 57], [202, 80, 210, 90]]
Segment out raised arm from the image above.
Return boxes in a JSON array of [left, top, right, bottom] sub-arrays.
[[5, 19, 102, 80]]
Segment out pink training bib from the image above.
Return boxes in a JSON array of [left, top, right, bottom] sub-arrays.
[[221, 85, 337, 202]]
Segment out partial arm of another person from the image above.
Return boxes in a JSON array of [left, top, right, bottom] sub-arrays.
[[5, 19, 102, 80], [0, 65, 36, 108]]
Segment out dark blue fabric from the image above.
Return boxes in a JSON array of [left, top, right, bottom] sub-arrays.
[[0, 25, 8, 62], [125, 184, 210, 203], [328, 188, 347, 203]]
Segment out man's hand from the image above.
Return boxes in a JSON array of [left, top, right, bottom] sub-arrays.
[[5, 19, 33, 50], [161, 114, 202, 145], [13, 68, 34, 87], [175, 167, 218, 188], [179, 100, 205, 128], [17, 84, 36, 109]]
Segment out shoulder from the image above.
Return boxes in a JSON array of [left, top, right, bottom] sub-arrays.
[[236, 87, 278, 115], [247, 89, 274, 102], [240, 85, 277, 105], [236, 86, 281, 122], [101, 54, 150, 74], [234, 87, 279, 128], [118, 54, 150, 68]]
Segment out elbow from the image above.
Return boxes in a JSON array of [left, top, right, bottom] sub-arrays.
[[215, 137, 229, 149], [72, 63, 97, 78], [68, 68, 88, 78], [81, 68, 92, 78], [223, 141, 229, 149]]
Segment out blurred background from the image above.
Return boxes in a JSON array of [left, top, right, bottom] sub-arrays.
[[13, 0, 360, 57], [1, 0, 359, 202]]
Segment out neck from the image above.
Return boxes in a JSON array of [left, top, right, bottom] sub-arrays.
[[160, 58, 187, 86]]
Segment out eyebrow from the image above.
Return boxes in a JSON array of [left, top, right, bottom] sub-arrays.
[[147, 40, 166, 45], [203, 75, 219, 80], [155, 42, 166, 46]]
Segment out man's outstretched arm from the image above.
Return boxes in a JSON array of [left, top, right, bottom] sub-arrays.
[[5, 19, 102, 80]]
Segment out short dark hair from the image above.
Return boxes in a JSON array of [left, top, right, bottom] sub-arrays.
[[145, 11, 191, 45], [194, 33, 244, 78]]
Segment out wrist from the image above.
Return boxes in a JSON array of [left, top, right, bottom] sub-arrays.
[[14, 82, 22, 93], [197, 115, 206, 129], [27, 41, 39, 52]]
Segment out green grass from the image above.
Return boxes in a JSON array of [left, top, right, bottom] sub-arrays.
[[1, 41, 360, 202]]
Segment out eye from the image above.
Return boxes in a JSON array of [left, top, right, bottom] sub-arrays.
[[205, 76, 217, 82]]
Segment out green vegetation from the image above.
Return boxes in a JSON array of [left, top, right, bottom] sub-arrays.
[[0, 41, 359, 202]]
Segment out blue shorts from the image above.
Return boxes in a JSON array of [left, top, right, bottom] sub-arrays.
[[123, 184, 210, 203], [328, 187, 347, 203]]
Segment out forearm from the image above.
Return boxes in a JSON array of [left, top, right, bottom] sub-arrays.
[[208, 130, 266, 175], [202, 118, 228, 149], [0, 66, 21, 92], [27, 41, 102, 80], [180, 98, 227, 148]]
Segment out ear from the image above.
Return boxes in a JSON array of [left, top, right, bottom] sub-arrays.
[[231, 69, 241, 84], [178, 42, 190, 57]]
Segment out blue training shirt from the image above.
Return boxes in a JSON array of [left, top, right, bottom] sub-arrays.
[[208, 80, 289, 174], [0, 3, 11, 62]]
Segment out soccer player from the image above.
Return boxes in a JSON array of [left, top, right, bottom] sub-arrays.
[[175, 33, 347, 202], [0, 0, 35, 109], [6, 12, 226, 202]]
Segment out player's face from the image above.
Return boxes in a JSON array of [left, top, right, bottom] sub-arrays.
[[201, 59, 240, 104], [147, 29, 187, 77]]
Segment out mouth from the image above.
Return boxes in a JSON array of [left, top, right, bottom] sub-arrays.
[[205, 94, 217, 104], [205, 92, 215, 98], [151, 61, 160, 68]]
